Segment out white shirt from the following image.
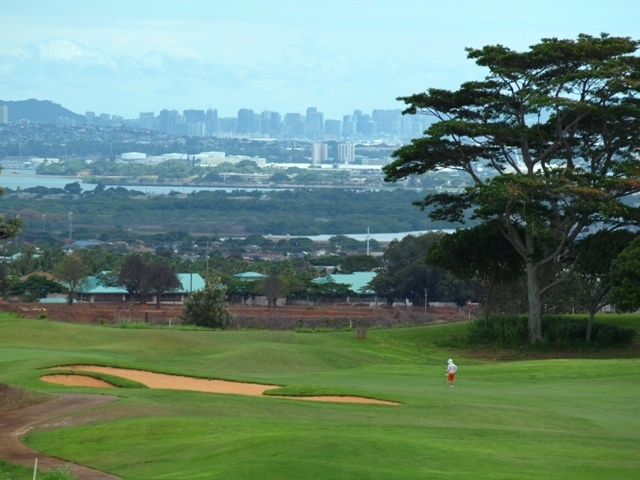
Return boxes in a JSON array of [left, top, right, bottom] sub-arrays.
[[446, 362, 457, 373]]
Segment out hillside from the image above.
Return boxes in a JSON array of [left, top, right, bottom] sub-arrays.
[[0, 99, 84, 124]]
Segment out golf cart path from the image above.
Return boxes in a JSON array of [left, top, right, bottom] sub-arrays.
[[0, 393, 120, 480]]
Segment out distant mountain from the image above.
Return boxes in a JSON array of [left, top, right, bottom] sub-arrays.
[[0, 99, 84, 124]]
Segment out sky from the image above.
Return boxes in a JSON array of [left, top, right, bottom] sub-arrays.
[[1, 0, 638, 119]]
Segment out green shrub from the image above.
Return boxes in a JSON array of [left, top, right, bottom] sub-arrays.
[[41, 467, 78, 480], [114, 319, 151, 329], [468, 315, 636, 347]]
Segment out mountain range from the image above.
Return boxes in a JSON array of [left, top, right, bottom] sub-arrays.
[[0, 99, 84, 124]]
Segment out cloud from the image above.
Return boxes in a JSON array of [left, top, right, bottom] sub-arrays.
[[0, 38, 460, 118]]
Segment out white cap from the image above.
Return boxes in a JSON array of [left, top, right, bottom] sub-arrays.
[[448, 359, 453, 363]]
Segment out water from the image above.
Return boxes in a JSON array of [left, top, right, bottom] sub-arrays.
[[265, 230, 455, 243], [0, 170, 282, 194]]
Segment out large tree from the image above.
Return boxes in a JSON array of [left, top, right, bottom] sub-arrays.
[[147, 262, 181, 308], [570, 229, 635, 341], [384, 34, 640, 342], [118, 254, 151, 304], [426, 222, 525, 317], [54, 252, 89, 305]]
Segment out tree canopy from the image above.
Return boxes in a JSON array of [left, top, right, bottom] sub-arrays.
[[384, 34, 640, 342]]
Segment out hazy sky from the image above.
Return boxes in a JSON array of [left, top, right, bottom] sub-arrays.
[[1, 0, 638, 118]]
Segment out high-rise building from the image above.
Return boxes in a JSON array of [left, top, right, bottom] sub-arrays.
[[85, 111, 95, 124], [284, 113, 304, 137], [206, 108, 218, 135], [372, 109, 402, 135], [338, 143, 355, 164], [159, 109, 179, 134], [139, 112, 154, 130], [261, 111, 281, 136], [0, 105, 8, 124], [237, 108, 254, 134], [305, 107, 324, 138], [343, 115, 357, 136], [311, 142, 328, 165], [218, 117, 237, 134], [324, 119, 342, 136], [184, 109, 205, 124]]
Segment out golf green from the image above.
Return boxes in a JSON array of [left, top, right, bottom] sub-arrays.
[[1, 314, 638, 479]]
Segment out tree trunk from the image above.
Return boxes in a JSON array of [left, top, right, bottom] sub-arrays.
[[586, 309, 595, 342], [526, 263, 543, 343]]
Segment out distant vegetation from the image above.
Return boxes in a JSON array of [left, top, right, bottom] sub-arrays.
[[2, 186, 457, 237]]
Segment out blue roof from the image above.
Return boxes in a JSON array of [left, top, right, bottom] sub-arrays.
[[78, 272, 205, 294], [312, 272, 377, 294], [178, 273, 205, 293], [233, 271, 268, 280]]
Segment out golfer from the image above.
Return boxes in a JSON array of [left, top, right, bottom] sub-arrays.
[[446, 359, 457, 388]]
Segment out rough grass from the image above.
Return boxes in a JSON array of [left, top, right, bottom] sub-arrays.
[[0, 383, 53, 414], [0, 314, 639, 479], [0, 461, 78, 480]]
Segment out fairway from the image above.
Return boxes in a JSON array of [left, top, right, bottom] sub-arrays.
[[1, 314, 639, 479]]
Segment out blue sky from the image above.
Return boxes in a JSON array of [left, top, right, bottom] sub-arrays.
[[1, 0, 638, 118]]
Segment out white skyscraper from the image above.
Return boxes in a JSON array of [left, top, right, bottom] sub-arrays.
[[338, 143, 355, 164], [0, 105, 8, 124], [311, 142, 328, 165]]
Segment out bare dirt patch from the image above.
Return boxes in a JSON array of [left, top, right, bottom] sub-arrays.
[[0, 394, 119, 479], [41, 374, 116, 388], [55, 366, 398, 405], [0, 384, 53, 414]]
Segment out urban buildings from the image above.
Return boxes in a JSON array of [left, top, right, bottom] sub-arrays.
[[311, 142, 328, 165], [337, 143, 355, 164]]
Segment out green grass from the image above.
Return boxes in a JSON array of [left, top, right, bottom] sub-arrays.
[[0, 461, 77, 480], [1, 313, 639, 479]]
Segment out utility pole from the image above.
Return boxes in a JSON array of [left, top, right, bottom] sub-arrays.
[[68, 212, 73, 241], [42, 214, 45, 233], [424, 287, 428, 316], [206, 241, 210, 278], [366, 227, 370, 256]]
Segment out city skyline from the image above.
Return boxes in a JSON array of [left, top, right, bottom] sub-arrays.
[[1, 1, 638, 118]]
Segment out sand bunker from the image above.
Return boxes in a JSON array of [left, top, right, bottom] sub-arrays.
[[54, 365, 398, 405], [41, 374, 116, 388]]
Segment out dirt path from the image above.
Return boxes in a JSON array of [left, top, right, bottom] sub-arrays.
[[0, 393, 120, 480]]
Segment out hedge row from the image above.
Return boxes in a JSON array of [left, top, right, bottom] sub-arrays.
[[468, 315, 636, 347]]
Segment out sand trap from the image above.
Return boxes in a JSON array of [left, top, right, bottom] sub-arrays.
[[55, 365, 398, 405], [56, 365, 277, 395], [41, 374, 116, 388]]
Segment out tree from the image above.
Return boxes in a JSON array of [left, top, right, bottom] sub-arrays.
[[368, 233, 450, 306], [426, 222, 525, 317], [147, 262, 181, 308], [384, 34, 640, 342], [567, 229, 635, 340], [10, 274, 65, 301], [181, 275, 233, 328], [256, 275, 286, 308], [341, 255, 379, 273], [118, 254, 150, 303], [54, 252, 89, 305], [609, 235, 640, 314]]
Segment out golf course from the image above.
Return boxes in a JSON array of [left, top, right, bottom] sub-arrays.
[[1, 313, 639, 479]]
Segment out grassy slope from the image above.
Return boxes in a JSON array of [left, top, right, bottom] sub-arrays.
[[1, 314, 639, 480]]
